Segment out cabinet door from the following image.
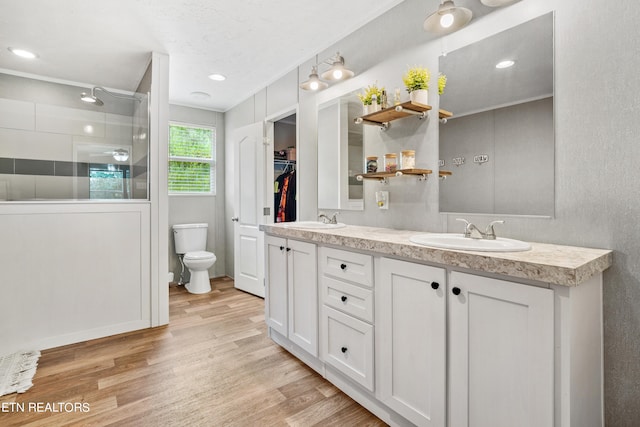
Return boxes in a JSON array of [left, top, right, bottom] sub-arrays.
[[449, 272, 554, 427], [287, 239, 318, 356], [377, 258, 446, 427], [265, 235, 287, 336]]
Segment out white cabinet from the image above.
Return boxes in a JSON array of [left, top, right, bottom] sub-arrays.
[[448, 271, 554, 427], [377, 257, 447, 427], [320, 247, 375, 391], [265, 235, 318, 356]]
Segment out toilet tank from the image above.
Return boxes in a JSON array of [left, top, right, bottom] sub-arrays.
[[173, 223, 208, 254]]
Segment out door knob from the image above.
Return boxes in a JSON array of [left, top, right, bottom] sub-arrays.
[[452, 287, 461, 295], [431, 282, 440, 290], [231, 217, 239, 222], [340, 263, 347, 270], [341, 295, 348, 302], [341, 346, 348, 353]]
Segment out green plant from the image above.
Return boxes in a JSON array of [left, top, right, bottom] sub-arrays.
[[438, 73, 447, 95], [357, 84, 384, 105], [402, 66, 430, 93]]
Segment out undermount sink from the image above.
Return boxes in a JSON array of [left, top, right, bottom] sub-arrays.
[[282, 221, 347, 229], [409, 233, 531, 252]]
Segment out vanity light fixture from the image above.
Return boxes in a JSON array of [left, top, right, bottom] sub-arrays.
[[300, 52, 354, 91], [300, 65, 329, 91], [112, 149, 129, 162], [320, 52, 355, 81], [495, 60, 515, 69], [8, 47, 38, 59], [423, 1, 472, 35]]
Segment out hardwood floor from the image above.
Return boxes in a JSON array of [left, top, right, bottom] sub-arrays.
[[0, 277, 386, 426]]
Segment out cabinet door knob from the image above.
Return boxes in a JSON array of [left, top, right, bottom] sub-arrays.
[[286, 247, 291, 252], [431, 282, 440, 290], [279, 246, 285, 251], [452, 287, 461, 296], [341, 346, 348, 353], [340, 263, 347, 270], [341, 295, 348, 302]]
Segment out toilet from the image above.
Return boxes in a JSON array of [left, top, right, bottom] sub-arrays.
[[172, 223, 216, 294]]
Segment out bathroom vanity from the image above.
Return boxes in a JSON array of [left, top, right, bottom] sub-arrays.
[[261, 224, 612, 427]]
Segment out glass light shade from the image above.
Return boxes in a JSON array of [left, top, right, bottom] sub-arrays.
[[113, 149, 129, 162], [320, 59, 355, 82], [300, 67, 329, 91], [424, 1, 472, 35]]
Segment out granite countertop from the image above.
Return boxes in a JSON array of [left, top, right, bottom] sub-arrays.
[[260, 223, 612, 287]]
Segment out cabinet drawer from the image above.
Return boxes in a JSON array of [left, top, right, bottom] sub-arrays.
[[322, 306, 374, 391], [319, 247, 373, 288], [322, 276, 374, 323]]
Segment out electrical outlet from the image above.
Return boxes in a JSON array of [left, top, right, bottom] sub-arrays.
[[452, 157, 465, 166], [438, 159, 445, 167], [474, 154, 489, 164]]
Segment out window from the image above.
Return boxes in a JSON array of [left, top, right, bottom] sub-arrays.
[[169, 123, 215, 194]]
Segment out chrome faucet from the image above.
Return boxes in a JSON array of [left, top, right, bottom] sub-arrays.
[[456, 218, 504, 240], [318, 212, 339, 224]]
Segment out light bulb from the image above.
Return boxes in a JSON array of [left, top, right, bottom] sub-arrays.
[[440, 13, 454, 28], [310, 81, 319, 91], [332, 69, 343, 79]]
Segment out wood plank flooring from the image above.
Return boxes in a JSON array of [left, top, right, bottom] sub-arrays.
[[0, 277, 386, 426]]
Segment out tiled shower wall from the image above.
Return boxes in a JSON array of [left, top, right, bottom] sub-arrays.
[[0, 74, 147, 200]]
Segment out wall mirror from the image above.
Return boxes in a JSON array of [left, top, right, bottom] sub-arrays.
[[439, 12, 554, 216], [317, 90, 364, 211]]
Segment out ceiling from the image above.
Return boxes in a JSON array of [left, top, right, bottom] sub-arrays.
[[0, 0, 407, 111], [0, 0, 520, 112]]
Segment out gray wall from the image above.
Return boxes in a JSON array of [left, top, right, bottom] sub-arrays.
[[169, 104, 225, 279], [440, 97, 554, 215], [224, 0, 640, 424]]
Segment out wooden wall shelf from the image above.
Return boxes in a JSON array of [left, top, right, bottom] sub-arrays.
[[356, 168, 452, 183], [356, 102, 453, 127]]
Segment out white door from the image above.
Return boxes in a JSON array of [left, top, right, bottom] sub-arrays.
[[232, 122, 266, 297]]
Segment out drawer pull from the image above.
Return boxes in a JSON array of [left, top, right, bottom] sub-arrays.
[[340, 263, 347, 270], [452, 287, 461, 296], [341, 295, 348, 302], [431, 282, 440, 290], [341, 346, 348, 353]]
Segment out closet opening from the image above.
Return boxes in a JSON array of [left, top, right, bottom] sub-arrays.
[[272, 113, 297, 223]]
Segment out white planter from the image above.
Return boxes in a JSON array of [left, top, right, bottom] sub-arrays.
[[409, 89, 429, 106]]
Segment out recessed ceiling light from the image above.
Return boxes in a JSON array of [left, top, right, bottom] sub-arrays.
[[190, 91, 211, 100], [496, 60, 515, 69], [208, 73, 226, 81], [8, 47, 38, 59]]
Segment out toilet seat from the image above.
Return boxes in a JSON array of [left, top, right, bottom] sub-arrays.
[[184, 251, 216, 261]]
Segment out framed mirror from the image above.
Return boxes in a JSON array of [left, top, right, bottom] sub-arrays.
[[317, 90, 364, 211], [439, 13, 554, 216]]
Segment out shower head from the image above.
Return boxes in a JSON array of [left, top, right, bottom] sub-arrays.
[[80, 86, 141, 106], [80, 88, 104, 106]]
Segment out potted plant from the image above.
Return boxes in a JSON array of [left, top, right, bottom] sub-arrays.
[[438, 73, 447, 96], [402, 66, 430, 105], [358, 84, 384, 114]]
